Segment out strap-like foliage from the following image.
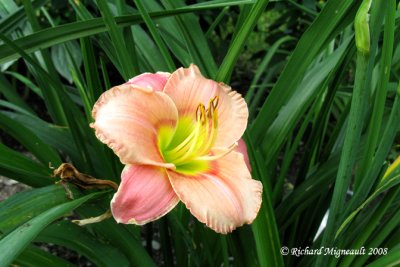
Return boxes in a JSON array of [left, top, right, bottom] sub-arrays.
[[0, 0, 399, 266]]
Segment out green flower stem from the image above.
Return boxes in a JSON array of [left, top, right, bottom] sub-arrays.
[[354, 0, 395, 191], [317, 2, 378, 262], [316, 34, 371, 267]]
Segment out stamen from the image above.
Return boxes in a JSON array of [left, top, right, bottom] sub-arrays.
[[198, 96, 219, 155], [167, 102, 207, 159], [195, 142, 238, 161], [163, 96, 222, 166], [207, 96, 219, 118], [169, 125, 199, 162], [167, 127, 196, 155], [211, 95, 219, 109], [196, 104, 206, 124], [173, 121, 202, 164], [196, 104, 202, 121], [197, 112, 216, 155]]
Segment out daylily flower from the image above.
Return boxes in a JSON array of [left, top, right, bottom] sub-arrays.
[[91, 64, 262, 234]]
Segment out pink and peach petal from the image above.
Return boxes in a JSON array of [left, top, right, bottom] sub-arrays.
[[164, 64, 248, 147], [236, 139, 251, 172], [213, 83, 248, 147], [111, 165, 179, 224], [163, 64, 218, 118], [167, 150, 262, 234], [126, 72, 170, 92], [91, 84, 178, 166]]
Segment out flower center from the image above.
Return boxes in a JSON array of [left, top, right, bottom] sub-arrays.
[[158, 96, 237, 174], [167, 96, 219, 163]]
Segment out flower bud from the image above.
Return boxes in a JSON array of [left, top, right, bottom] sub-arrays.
[[355, 0, 372, 54]]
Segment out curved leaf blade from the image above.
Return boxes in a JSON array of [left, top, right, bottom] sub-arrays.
[[0, 191, 104, 267]]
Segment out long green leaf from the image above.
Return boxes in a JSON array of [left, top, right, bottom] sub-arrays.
[[0, 74, 34, 112], [0, 185, 78, 235], [258, 39, 352, 160], [0, 34, 67, 125], [96, 0, 135, 79], [14, 245, 74, 267], [36, 221, 129, 267], [245, 134, 283, 267], [76, 205, 156, 266], [251, 0, 361, 142], [0, 191, 104, 267], [160, 0, 218, 77], [0, 112, 62, 166], [0, 1, 255, 65], [215, 0, 269, 82], [336, 174, 400, 239], [365, 247, 400, 267], [0, 0, 48, 35], [0, 143, 51, 187], [1, 110, 82, 166], [134, 0, 175, 71]]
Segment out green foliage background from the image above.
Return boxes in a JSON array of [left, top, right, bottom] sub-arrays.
[[0, 0, 400, 266]]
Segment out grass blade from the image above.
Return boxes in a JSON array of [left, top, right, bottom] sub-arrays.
[[0, 185, 78, 235], [215, 0, 269, 82], [37, 221, 129, 267], [134, 0, 175, 71], [0, 191, 105, 267], [96, 0, 135, 79], [0, 2, 254, 65], [245, 133, 284, 267], [14, 245, 74, 267], [251, 0, 360, 142]]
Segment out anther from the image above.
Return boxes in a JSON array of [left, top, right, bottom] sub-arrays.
[[207, 96, 219, 118], [211, 95, 219, 109], [196, 104, 206, 123]]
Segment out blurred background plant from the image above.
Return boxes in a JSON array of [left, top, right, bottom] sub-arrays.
[[0, 0, 400, 266]]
